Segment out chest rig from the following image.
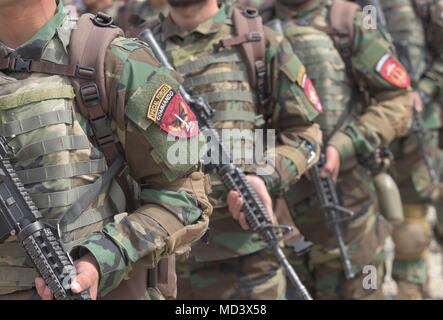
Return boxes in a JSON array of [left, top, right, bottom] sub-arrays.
[[281, 0, 358, 138], [155, 6, 271, 206], [0, 13, 131, 292]]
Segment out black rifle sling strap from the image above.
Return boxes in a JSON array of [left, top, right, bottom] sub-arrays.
[[214, 7, 269, 117], [69, 13, 135, 212]]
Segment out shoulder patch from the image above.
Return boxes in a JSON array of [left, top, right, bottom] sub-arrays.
[[375, 54, 411, 88], [297, 67, 323, 113], [147, 83, 199, 138], [302, 75, 323, 113]]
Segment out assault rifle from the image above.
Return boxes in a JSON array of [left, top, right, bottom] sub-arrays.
[[0, 136, 91, 300], [309, 153, 355, 279], [141, 29, 313, 300]]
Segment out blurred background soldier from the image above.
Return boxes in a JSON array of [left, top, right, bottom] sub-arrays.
[[269, 0, 413, 299], [376, 0, 443, 300]]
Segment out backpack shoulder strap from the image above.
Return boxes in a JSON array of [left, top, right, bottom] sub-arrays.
[[214, 6, 269, 114], [69, 12, 135, 211], [69, 12, 123, 117], [328, 0, 360, 64]]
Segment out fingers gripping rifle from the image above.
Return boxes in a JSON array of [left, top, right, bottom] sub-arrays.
[[0, 136, 91, 300], [309, 154, 355, 279], [141, 29, 313, 300]]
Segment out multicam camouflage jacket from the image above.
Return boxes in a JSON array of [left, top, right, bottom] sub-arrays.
[[0, 1, 211, 297], [151, 3, 323, 261]]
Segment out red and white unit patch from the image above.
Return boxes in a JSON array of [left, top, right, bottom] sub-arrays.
[[301, 74, 323, 113], [376, 53, 411, 88], [147, 83, 199, 138]]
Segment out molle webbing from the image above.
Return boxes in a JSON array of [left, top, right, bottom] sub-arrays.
[[0, 110, 73, 137], [30, 184, 95, 209], [212, 110, 258, 122], [15, 135, 91, 161], [183, 71, 247, 87], [175, 51, 242, 75], [16, 158, 107, 184], [200, 90, 256, 104]]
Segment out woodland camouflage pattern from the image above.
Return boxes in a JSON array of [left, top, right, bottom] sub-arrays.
[[274, 0, 413, 299], [0, 1, 211, 297], [152, 3, 322, 298], [379, 0, 443, 298]]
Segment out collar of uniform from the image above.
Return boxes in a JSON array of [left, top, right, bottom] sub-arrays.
[[0, 0, 68, 60], [275, 0, 321, 21], [161, 4, 228, 41]]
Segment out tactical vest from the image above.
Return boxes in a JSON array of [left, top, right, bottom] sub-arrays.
[[281, 1, 355, 137], [0, 13, 124, 294], [155, 7, 267, 209]]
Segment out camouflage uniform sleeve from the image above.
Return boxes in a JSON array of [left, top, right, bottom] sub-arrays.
[[260, 28, 322, 195], [328, 12, 413, 167], [71, 37, 212, 296], [419, 0, 443, 100]]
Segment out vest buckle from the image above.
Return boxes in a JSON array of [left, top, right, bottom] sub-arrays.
[[80, 83, 100, 106], [75, 65, 95, 80], [248, 31, 262, 42], [14, 58, 32, 72]]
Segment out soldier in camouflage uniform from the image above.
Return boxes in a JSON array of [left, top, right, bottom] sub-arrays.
[[271, 0, 413, 299], [150, 0, 323, 299], [378, 0, 443, 300], [0, 0, 211, 299]]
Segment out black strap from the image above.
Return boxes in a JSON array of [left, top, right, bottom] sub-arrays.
[[54, 155, 124, 234]]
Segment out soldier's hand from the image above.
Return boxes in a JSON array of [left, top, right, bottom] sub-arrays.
[[227, 175, 274, 230], [321, 145, 340, 181], [35, 253, 100, 300], [413, 91, 423, 112]]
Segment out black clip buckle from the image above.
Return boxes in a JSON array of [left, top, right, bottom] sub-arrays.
[[14, 58, 32, 72], [255, 60, 266, 78], [213, 40, 225, 53], [248, 31, 262, 42], [243, 7, 259, 18], [91, 12, 114, 27], [80, 83, 100, 106]]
